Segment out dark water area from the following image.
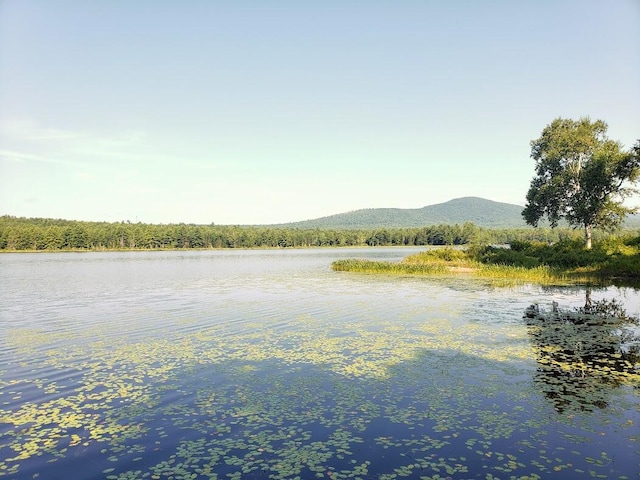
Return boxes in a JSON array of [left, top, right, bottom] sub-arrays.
[[1, 248, 639, 479]]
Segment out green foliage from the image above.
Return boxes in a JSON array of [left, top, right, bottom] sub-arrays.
[[624, 234, 640, 247], [483, 237, 640, 279], [402, 247, 471, 265], [477, 240, 609, 269], [523, 117, 640, 248], [332, 258, 449, 275], [0, 216, 486, 251], [332, 248, 567, 284], [334, 237, 640, 283], [281, 197, 527, 229], [472, 244, 543, 269], [1, 215, 638, 255]]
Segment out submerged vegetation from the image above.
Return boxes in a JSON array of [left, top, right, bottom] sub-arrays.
[[2, 274, 639, 479], [332, 236, 640, 284], [2, 239, 639, 478], [524, 295, 640, 412]]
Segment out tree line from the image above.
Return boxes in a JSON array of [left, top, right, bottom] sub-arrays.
[[0, 216, 598, 251]]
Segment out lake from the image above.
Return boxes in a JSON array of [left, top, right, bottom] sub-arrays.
[[1, 248, 639, 479]]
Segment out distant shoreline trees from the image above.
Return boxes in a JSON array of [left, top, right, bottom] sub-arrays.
[[0, 216, 608, 251]]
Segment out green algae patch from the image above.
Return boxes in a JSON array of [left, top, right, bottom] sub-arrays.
[[1, 291, 638, 479]]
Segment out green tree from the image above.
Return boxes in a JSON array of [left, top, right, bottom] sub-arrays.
[[523, 117, 639, 249]]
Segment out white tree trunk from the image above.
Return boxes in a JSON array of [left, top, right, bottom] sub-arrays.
[[584, 224, 592, 250]]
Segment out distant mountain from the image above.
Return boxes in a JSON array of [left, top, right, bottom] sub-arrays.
[[273, 197, 529, 229]]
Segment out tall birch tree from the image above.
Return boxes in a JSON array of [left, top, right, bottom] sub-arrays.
[[522, 117, 639, 249]]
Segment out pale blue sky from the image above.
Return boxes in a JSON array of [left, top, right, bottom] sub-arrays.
[[1, 1, 639, 225]]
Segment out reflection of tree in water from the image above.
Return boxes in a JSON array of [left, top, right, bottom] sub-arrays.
[[524, 289, 640, 413]]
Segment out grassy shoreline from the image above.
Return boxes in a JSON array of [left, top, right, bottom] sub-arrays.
[[332, 257, 576, 285], [332, 240, 640, 286]]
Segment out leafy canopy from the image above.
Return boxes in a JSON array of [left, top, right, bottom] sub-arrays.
[[523, 117, 639, 239]]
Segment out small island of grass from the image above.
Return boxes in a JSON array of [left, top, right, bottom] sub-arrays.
[[332, 237, 640, 286]]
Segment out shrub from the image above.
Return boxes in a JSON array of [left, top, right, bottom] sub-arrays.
[[472, 245, 541, 268], [508, 239, 531, 252], [402, 248, 470, 265], [624, 235, 640, 247]]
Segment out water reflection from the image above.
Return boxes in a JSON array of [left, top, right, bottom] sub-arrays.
[[525, 288, 640, 412], [2, 250, 640, 479]]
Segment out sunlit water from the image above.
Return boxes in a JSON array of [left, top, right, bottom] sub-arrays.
[[1, 248, 638, 479]]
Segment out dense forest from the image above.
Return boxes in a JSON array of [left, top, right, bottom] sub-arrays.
[[278, 197, 529, 229], [2, 215, 633, 251]]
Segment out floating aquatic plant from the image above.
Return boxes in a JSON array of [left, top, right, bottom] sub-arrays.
[[524, 296, 640, 412], [1, 290, 638, 479]]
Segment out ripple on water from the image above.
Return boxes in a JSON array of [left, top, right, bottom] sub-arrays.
[[0, 249, 638, 480]]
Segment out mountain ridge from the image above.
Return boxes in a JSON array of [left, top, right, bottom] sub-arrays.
[[267, 196, 640, 230], [270, 197, 527, 229]]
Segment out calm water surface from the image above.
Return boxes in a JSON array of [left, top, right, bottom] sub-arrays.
[[1, 248, 639, 479]]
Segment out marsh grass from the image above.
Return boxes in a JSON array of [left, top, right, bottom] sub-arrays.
[[332, 238, 640, 285], [332, 254, 567, 284], [332, 258, 450, 275]]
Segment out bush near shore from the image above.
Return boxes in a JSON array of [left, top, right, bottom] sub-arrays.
[[332, 236, 640, 285]]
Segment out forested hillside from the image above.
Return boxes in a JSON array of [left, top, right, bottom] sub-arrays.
[[2, 197, 638, 251], [0, 216, 586, 251], [277, 197, 528, 229], [275, 197, 640, 230]]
